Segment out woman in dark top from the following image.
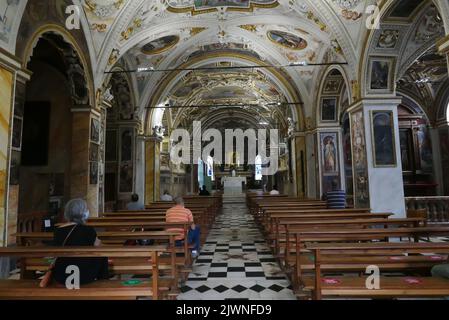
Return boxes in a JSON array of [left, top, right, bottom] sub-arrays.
[[53, 199, 109, 285]]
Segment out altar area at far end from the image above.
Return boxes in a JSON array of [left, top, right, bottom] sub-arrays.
[[221, 176, 247, 196]]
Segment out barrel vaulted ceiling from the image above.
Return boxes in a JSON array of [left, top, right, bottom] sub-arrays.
[[3, 1, 449, 129], [80, 0, 379, 108]]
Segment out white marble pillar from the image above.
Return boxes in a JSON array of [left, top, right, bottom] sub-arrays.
[[349, 98, 406, 217], [430, 127, 444, 195], [305, 132, 318, 199], [135, 136, 146, 203]]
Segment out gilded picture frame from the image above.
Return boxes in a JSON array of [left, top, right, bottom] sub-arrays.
[[370, 110, 397, 168], [367, 56, 396, 95]]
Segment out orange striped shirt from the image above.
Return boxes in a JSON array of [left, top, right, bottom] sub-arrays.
[[165, 205, 193, 241]]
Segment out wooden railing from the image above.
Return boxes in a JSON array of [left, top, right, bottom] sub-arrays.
[[17, 212, 48, 233], [405, 197, 449, 223]]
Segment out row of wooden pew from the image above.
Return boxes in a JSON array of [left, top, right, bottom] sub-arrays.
[[247, 192, 449, 299], [0, 195, 223, 300]]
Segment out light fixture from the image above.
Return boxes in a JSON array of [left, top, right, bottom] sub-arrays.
[[415, 77, 430, 84], [290, 61, 308, 66], [106, 62, 347, 74], [137, 66, 154, 72]]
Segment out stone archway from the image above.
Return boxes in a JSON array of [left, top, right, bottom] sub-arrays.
[[8, 30, 96, 244]]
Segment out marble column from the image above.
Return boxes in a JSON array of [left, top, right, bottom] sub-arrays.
[[145, 136, 162, 205], [305, 132, 318, 199], [135, 136, 146, 203], [292, 133, 306, 198], [7, 70, 29, 245], [348, 98, 406, 217], [191, 145, 200, 195], [0, 65, 13, 248], [70, 106, 100, 217], [0, 49, 30, 247], [430, 127, 444, 195]]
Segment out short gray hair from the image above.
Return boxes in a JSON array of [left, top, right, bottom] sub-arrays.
[[174, 197, 184, 205], [64, 199, 89, 224]]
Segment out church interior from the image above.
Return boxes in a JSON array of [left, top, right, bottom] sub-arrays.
[[0, 0, 449, 301]]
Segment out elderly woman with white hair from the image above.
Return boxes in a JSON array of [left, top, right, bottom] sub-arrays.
[[52, 199, 109, 285]]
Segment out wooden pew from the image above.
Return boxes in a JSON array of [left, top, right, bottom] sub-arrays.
[[302, 242, 449, 299], [251, 201, 327, 220], [260, 209, 379, 236], [0, 246, 169, 300], [284, 227, 449, 291], [271, 217, 423, 257], [15, 231, 181, 285]]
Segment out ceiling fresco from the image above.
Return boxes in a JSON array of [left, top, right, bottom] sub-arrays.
[[7, 1, 447, 133]]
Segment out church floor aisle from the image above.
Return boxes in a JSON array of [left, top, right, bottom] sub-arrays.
[[177, 198, 296, 300]]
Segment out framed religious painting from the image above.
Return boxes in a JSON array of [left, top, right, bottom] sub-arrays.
[[90, 118, 100, 144], [323, 77, 343, 95], [368, 56, 396, 94], [321, 97, 338, 122], [90, 162, 99, 185], [320, 133, 339, 176], [370, 110, 397, 167]]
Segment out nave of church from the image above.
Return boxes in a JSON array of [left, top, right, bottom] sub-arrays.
[[178, 197, 296, 300], [1, 0, 449, 301]]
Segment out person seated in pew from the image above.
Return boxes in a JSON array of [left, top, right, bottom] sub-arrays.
[[165, 197, 201, 259], [199, 185, 210, 196], [269, 185, 280, 195], [431, 259, 449, 279], [126, 194, 145, 211], [325, 180, 346, 209], [161, 190, 173, 202], [53, 199, 109, 285]]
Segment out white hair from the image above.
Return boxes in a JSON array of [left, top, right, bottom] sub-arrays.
[[64, 199, 89, 224]]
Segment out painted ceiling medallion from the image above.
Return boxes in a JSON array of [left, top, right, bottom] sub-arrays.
[[267, 30, 308, 50], [167, 0, 278, 14], [84, 0, 125, 19], [141, 35, 180, 55], [332, 0, 361, 10]]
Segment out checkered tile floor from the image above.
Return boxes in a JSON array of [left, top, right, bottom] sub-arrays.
[[177, 197, 296, 300]]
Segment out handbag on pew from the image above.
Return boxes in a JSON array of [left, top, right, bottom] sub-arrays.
[[39, 224, 78, 288]]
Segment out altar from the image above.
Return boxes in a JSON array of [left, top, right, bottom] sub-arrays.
[[222, 176, 247, 196]]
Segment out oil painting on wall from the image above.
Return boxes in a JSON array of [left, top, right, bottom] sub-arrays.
[[321, 97, 338, 122], [119, 128, 134, 193], [371, 111, 396, 167], [351, 111, 370, 208], [320, 133, 339, 176], [0, 66, 13, 246], [369, 57, 395, 93], [320, 132, 340, 194]]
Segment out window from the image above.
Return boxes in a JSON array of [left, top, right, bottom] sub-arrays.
[[255, 155, 262, 181]]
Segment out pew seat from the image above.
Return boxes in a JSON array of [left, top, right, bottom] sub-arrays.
[[302, 276, 449, 299], [0, 279, 160, 300]]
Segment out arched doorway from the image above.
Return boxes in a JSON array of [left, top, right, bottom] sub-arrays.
[[11, 32, 90, 234]]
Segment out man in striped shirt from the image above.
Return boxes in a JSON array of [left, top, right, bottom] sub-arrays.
[[326, 180, 346, 209], [166, 197, 201, 258]]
